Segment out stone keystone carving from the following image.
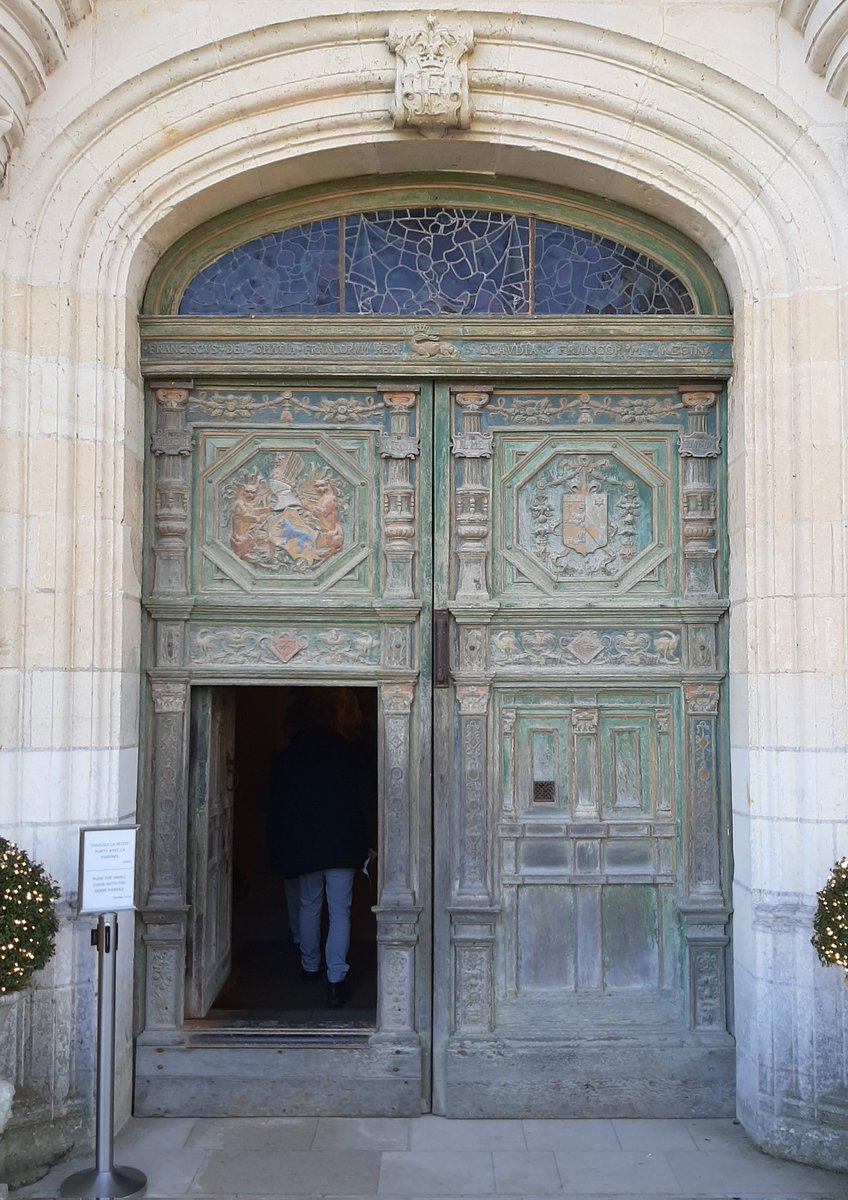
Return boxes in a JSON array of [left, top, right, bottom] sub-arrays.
[[388, 15, 474, 138]]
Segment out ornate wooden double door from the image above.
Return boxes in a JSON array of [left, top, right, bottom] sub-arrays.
[[137, 372, 733, 1117]]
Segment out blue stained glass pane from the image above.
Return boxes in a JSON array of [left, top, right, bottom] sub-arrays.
[[178, 219, 340, 315], [344, 209, 531, 316], [533, 219, 694, 316]]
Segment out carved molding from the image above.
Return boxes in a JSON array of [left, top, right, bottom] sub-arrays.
[[382, 681, 415, 715], [781, 0, 848, 105], [388, 14, 474, 138]]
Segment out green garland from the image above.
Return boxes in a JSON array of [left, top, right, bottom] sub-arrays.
[[811, 857, 848, 981], [0, 838, 59, 995]]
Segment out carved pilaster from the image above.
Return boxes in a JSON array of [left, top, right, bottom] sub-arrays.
[[150, 381, 193, 596], [452, 387, 492, 601], [387, 15, 474, 139], [501, 707, 516, 816], [138, 918, 186, 1040], [374, 907, 422, 1038], [147, 680, 189, 907], [572, 704, 599, 816], [379, 387, 419, 599], [683, 681, 723, 903], [381, 682, 416, 905], [451, 912, 496, 1035], [679, 386, 720, 598], [455, 684, 490, 901]]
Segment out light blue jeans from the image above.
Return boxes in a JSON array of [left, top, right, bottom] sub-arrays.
[[298, 868, 355, 983]]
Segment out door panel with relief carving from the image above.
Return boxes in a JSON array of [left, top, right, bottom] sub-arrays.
[[433, 382, 732, 1117]]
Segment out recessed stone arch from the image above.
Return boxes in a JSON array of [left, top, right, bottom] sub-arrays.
[[2, 7, 847, 1173]]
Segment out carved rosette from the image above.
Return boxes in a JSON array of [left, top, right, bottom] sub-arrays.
[[387, 15, 474, 139], [150, 381, 193, 596], [379, 388, 419, 599], [679, 386, 720, 598], [452, 388, 493, 601], [381, 683, 416, 906]]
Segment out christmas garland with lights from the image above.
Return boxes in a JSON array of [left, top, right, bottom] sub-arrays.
[[0, 838, 59, 995], [811, 857, 848, 982]]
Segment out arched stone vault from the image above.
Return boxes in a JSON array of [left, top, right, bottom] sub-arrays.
[[1, 4, 847, 1174]]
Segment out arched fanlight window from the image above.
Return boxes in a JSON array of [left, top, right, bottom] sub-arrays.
[[176, 208, 696, 319]]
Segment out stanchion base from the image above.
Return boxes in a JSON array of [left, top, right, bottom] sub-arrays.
[[60, 1164, 147, 1198]]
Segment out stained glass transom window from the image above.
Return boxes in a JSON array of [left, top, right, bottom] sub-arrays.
[[178, 209, 695, 317]]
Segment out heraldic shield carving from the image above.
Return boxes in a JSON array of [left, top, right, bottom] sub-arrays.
[[502, 439, 672, 593], [198, 433, 372, 592], [388, 15, 474, 138]]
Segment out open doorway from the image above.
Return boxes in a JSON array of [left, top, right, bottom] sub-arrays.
[[188, 684, 379, 1028]]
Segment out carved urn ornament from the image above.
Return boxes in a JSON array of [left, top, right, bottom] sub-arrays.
[[388, 14, 474, 138]]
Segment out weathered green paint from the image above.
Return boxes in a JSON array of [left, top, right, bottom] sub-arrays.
[[137, 182, 732, 1120]]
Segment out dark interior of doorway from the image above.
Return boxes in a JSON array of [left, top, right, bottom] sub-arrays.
[[210, 685, 378, 1028]]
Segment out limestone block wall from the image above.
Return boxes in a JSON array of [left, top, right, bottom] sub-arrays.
[[0, 0, 846, 1175]]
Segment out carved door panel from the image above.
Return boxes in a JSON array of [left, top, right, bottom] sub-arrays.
[[433, 382, 732, 1117], [186, 687, 236, 1018]]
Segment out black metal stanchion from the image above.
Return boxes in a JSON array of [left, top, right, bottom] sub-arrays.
[[61, 913, 146, 1199]]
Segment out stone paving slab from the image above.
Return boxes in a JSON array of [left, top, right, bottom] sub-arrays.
[[10, 1117, 848, 1200]]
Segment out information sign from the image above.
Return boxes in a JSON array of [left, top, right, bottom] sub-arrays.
[[78, 826, 138, 914]]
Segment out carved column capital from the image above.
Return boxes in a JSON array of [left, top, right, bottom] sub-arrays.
[[679, 385, 719, 410], [151, 381, 193, 410], [382, 681, 415, 715], [151, 680, 188, 713], [684, 682, 720, 715], [456, 683, 489, 716], [379, 386, 418, 410], [452, 386, 492, 411]]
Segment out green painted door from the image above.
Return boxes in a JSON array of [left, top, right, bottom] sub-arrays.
[[431, 380, 732, 1116], [141, 372, 731, 1117]]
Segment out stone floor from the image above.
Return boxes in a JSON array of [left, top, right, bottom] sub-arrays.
[[11, 1116, 848, 1200]]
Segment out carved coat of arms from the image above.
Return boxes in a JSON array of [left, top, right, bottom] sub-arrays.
[[388, 15, 474, 138], [562, 489, 608, 556], [226, 452, 346, 571]]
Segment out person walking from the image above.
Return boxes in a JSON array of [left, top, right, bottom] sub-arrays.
[[267, 692, 372, 1008]]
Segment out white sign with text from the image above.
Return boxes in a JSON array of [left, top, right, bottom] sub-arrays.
[[78, 826, 138, 913]]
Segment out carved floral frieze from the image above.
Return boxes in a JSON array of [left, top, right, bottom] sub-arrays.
[[190, 389, 386, 424], [490, 627, 682, 668], [189, 625, 380, 667]]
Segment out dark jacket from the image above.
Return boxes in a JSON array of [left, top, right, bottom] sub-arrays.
[[267, 726, 371, 878]]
